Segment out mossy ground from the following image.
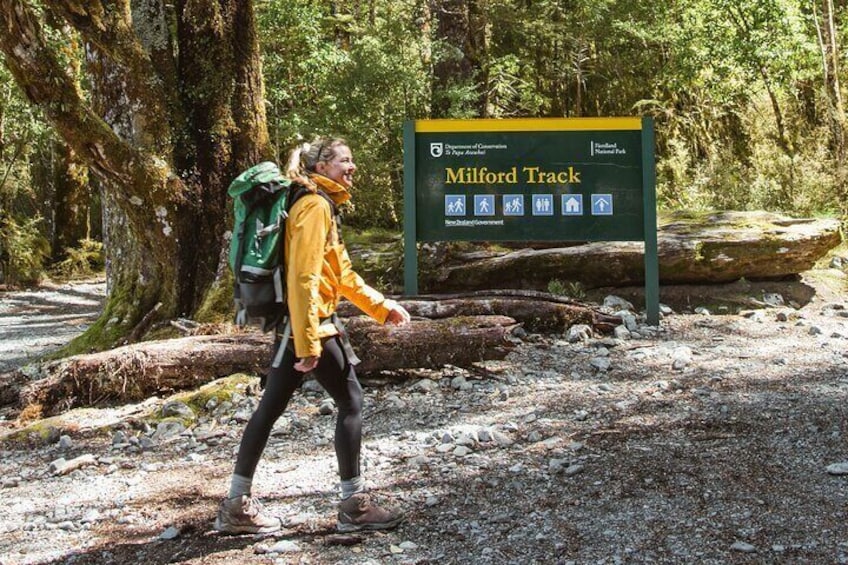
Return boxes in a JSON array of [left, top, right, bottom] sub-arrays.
[[166, 374, 255, 416], [0, 374, 255, 448]]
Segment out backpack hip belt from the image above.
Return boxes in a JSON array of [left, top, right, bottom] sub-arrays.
[[271, 313, 360, 369]]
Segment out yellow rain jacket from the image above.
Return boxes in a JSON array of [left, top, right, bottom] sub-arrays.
[[285, 174, 396, 359]]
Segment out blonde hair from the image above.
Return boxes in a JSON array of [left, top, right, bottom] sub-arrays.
[[284, 137, 348, 184]]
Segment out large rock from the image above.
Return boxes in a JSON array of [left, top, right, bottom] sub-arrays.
[[418, 211, 842, 291]]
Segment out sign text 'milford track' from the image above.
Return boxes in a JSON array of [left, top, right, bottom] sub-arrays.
[[445, 166, 582, 185]]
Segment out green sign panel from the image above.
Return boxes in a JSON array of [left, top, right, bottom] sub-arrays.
[[403, 117, 659, 323], [414, 122, 643, 241]]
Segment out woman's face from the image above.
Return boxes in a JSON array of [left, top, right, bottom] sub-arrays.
[[317, 144, 356, 188]]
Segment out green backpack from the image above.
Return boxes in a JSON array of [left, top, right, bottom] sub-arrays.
[[228, 162, 308, 333]]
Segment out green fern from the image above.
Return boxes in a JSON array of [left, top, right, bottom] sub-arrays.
[[52, 238, 105, 278], [547, 279, 586, 299]]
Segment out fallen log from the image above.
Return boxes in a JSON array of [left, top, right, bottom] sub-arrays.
[[346, 314, 518, 374], [338, 289, 620, 333], [13, 334, 269, 417], [3, 292, 620, 416], [356, 211, 841, 292], [4, 314, 520, 416]]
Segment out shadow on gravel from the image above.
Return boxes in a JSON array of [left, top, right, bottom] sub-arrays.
[[34, 496, 339, 565], [35, 521, 264, 565]]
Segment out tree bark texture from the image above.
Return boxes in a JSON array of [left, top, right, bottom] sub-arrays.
[[9, 334, 269, 417], [0, 0, 272, 342]]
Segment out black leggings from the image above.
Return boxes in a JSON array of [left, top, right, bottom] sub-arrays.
[[234, 335, 363, 480]]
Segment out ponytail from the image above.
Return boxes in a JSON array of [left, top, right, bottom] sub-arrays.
[[284, 142, 309, 182], [284, 137, 348, 183]]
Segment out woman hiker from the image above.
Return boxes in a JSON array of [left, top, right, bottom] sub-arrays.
[[215, 138, 411, 534]]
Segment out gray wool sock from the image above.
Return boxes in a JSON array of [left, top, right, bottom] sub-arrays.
[[340, 476, 366, 500], [228, 473, 253, 499]]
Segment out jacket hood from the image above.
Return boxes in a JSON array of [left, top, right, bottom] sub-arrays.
[[309, 174, 352, 206]]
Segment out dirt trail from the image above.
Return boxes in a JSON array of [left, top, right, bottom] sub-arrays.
[[0, 278, 106, 373], [1, 272, 847, 564]]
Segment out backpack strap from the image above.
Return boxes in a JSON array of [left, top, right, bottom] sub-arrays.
[[271, 316, 292, 369], [232, 199, 259, 303], [285, 184, 343, 244], [330, 312, 360, 365], [270, 185, 351, 365], [315, 189, 343, 244], [267, 184, 331, 362]]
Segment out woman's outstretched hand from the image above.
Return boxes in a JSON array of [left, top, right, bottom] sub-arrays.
[[386, 305, 411, 326]]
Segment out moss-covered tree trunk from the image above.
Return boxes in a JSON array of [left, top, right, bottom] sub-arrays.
[[44, 16, 91, 263], [0, 0, 272, 347]]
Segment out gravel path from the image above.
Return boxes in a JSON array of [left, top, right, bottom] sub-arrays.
[[1, 275, 847, 564], [0, 279, 106, 373]]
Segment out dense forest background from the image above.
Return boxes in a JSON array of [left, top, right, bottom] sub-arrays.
[[1, 1, 846, 293]]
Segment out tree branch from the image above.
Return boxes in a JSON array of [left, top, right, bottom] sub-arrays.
[[47, 0, 173, 154], [0, 0, 136, 182], [0, 0, 180, 214]]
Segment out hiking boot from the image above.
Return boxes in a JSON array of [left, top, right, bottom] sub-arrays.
[[336, 492, 405, 532], [214, 495, 282, 535]]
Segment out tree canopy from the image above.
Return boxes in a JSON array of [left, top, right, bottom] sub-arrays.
[[0, 0, 845, 341]]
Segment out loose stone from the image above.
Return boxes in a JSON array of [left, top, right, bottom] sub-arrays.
[[826, 462, 848, 475], [49, 454, 97, 476], [2, 477, 21, 488], [319, 399, 335, 415], [731, 541, 757, 553], [477, 428, 494, 442], [159, 526, 180, 540], [408, 455, 429, 466], [604, 295, 634, 311], [411, 379, 438, 393], [566, 324, 592, 343], [590, 358, 611, 372], [619, 312, 639, 331], [491, 431, 514, 447], [161, 401, 195, 420], [564, 464, 584, 476], [152, 420, 185, 441], [256, 540, 300, 554], [453, 445, 471, 457], [549, 459, 569, 473]]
